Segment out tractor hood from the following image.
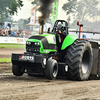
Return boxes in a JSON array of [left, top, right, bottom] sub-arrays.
[[26, 34, 57, 54], [28, 34, 56, 44]]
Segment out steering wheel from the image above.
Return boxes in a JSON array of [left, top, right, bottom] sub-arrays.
[[53, 27, 59, 34]]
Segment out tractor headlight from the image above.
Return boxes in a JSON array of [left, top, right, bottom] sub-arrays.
[[26, 41, 31, 45], [34, 42, 40, 46]]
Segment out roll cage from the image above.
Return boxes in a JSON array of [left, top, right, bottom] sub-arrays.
[[52, 20, 68, 36]]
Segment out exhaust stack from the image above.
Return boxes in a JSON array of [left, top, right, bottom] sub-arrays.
[[39, 25, 44, 34], [38, 18, 45, 34]]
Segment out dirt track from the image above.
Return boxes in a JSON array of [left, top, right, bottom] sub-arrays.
[[0, 48, 25, 58], [0, 49, 100, 100]]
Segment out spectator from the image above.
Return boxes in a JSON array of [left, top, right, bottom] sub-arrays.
[[83, 34, 87, 39], [11, 30, 16, 36], [21, 31, 26, 37], [8, 28, 12, 36], [0, 28, 3, 36], [0, 28, 2, 35], [0, 28, 30, 37], [5, 28, 8, 36], [19, 29, 22, 34], [16, 31, 21, 37], [1, 28, 5, 36]]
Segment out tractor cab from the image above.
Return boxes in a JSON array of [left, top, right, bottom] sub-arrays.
[[52, 20, 69, 52]]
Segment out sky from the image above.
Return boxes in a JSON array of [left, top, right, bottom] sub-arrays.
[[12, 0, 100, 23], [12, 0, 67, 21], [11, 0, 100, 32], [12, 0, 33, 21]]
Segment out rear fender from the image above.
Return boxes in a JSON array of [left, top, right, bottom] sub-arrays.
[[90, 42, 99, 75], [61, 35, 78, 50]]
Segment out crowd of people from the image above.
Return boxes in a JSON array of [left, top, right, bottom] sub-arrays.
[[0, 28, 28, 37]]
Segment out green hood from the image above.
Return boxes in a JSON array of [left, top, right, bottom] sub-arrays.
[[26, 34, 57, 54], [27, 34, 56, 44]]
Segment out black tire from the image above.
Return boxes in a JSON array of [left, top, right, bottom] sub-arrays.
[[27, 69, 33, 76], [65, 39, 93, 81], [45, 58, 58, 80], [89, 75, 98, 80], [12, 65, 25, 76]]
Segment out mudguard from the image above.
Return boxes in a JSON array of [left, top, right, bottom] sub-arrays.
[[61, 35, 78, 50]]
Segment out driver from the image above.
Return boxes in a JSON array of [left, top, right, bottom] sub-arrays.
[[57, 24, 65, 41], [57, 24, 62, 34]]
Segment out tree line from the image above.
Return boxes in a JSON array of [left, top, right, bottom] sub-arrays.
[[0, 0, 23, 23]]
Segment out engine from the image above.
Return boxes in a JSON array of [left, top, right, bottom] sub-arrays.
[[26, 34, 57, 54]]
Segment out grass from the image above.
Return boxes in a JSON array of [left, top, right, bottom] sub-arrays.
[[0, 43, 26, 49], [0, 43, 25, 63], [0, 58, 11, 63]]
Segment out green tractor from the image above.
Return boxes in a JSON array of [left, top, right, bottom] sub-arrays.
[[12, 20, 100, 81]]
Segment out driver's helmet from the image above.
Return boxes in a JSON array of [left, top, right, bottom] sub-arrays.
[[57, 24, 64, 32], [58, 24, 62, 30]]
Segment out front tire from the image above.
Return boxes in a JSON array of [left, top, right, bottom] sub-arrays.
[[65, 39, 93, 81], [12, 65, 25, 76], [45, 58, 58, 80]]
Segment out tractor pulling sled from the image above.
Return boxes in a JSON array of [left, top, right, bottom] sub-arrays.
[[11, 20, 100, 81]]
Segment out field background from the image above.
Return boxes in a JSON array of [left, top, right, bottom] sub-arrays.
[[0, 43, 25, 62], [0, 43, 25, 49]]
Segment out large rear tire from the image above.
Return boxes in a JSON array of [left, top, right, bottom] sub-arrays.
[[45, 58, 58, 80], [12, 65, 25, 76], [65, 39, 93, 81]]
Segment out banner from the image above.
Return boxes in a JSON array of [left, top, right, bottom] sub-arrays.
[[0, 37, 28, 44], [30, 5, 37, 24], [51, 0, 58, 22]]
